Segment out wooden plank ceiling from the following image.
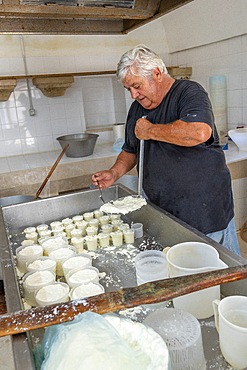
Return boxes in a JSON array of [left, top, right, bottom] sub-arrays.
[[0, 0, 193, 34]]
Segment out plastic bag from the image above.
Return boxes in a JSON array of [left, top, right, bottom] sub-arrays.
[[36, 312, 147, 370]]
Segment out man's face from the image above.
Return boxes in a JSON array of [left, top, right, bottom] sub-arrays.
[[123, 68, 163, 110]]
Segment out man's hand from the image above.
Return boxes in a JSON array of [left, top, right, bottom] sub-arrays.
[[92, 150, 137, 190], [135, 117, 153, 140], [92, 171, 116, 190]]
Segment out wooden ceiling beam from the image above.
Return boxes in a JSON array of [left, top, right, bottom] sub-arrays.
[[0, 1, 156, 19], [0, 0, 193, 35], [0, 18, 124, 34]]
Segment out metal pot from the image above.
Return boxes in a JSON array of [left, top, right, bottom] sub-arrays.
[[56, 133, 99, 158]]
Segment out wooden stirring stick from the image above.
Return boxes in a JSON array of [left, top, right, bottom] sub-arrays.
[[33, 144, 69, 200], [0, 264, 247, 337]]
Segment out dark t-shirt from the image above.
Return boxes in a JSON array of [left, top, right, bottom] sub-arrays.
[[122, 79, 234, 234]]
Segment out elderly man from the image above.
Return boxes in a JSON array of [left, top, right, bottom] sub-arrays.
[[92, 45, 240, 255]]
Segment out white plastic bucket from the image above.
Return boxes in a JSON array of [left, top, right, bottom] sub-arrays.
[[166, 242, 228, 319]]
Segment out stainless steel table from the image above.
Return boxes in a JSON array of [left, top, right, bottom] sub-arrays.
[[1, 185, 246, 370]]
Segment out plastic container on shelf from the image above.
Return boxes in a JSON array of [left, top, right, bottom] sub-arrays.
[[113, 138, 124, 153], [209, 75, 228, 149], [84, 235, 98, 251], [131, 223, 143, 238]]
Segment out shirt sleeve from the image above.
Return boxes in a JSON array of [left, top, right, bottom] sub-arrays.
[[178, 81, 215, 129], [122, 102, 141, 154]]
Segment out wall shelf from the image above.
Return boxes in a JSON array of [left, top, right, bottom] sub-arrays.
[[0, 67, 192, 101], [0, 79, 17, 101], [0, 70, 116, 81], [32, 76, 74, 97]]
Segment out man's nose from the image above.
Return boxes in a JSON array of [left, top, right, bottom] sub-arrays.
[[130, 88, 139, 99]]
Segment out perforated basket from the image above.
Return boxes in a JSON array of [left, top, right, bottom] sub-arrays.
[[144, 308, 206, 370]]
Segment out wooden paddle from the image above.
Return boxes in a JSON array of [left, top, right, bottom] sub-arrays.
[[33, 144, 69, 200], [1, 264, 247, 337]]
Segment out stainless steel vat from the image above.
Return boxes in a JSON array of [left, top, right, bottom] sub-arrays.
[[0, 185, 246, 370], [0, 195, 35, 207]]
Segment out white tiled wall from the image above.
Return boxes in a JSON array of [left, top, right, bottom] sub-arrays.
[[82, 76, 126, 127], [0, 78, 82, 156], [0, 18, 169, 158], [1, 33, 246, 158], [169, 34, 247, 130], [169, 34, 247, 231], [0, 75, 129, 157]]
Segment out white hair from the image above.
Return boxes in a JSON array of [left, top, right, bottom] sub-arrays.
[[116, 45, 168, 81]]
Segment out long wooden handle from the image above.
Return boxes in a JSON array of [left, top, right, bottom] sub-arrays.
[[33, 144, 69, 200], [1, 264, 247, 337]]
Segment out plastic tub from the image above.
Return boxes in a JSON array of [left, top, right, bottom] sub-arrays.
[[62, 253, 92, 278], [35, 282, 70, 307], [49, 246, 76, 276], [16, 244, 43, 274], [26, 256, 56, 274], [67, 266, 99, 288], [70, 282, 105, 300], [23, 270, 56, 306], [135, 250, 169, 285]]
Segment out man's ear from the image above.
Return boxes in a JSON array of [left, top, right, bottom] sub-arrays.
[[152, 67, 162, 81]]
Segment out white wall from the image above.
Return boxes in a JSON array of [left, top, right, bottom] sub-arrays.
[[0, 23, 168, 76], [0, 0, 246, 230], [170, 34, 247, 129], [0, 0, 247, 157], [0, 20, 169, 157], [162, 0, 247, 52]]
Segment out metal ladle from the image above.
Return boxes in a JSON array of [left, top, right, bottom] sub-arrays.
[[95, 178, 105, 204], [137, 115, 147, 197], [138, 139, 144, 197]]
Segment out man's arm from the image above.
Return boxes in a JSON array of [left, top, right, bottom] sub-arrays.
[[135, 117, 212, 147]]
